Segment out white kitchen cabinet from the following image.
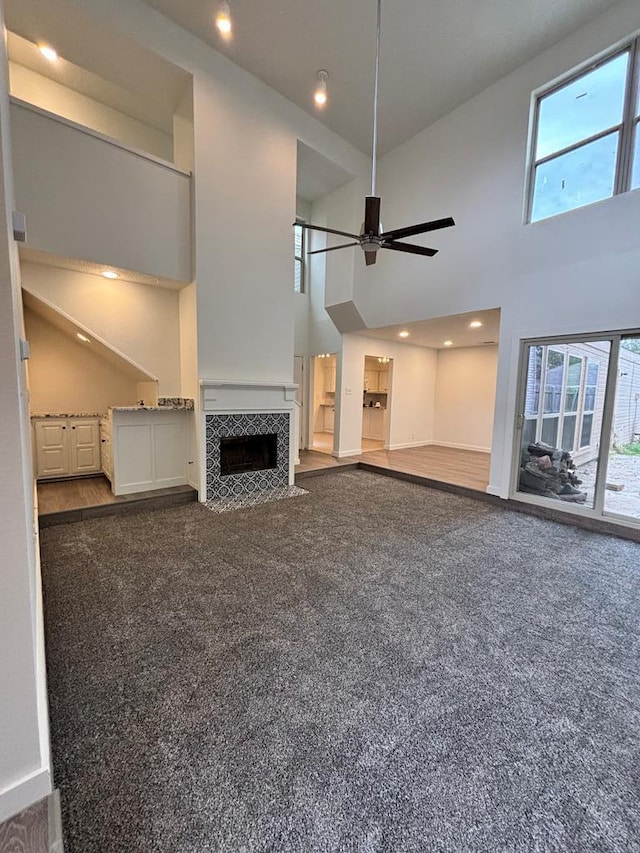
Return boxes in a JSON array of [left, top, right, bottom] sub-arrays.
[[100, 418, 113, 482], [33, 417, 100, 479], [110, 408, 188, 495], [362, 408, 386, 440], [323, 406, 335, 433], [364, 368, 389, 393], [325, 364, 337, 393]]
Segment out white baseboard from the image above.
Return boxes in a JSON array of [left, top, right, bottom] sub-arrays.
[[0, 767, 52, 824], [333, 449, 362, 459], [431, 441, 491, 454], [385, 441, 432, 451], [486, 484, 506, 497]]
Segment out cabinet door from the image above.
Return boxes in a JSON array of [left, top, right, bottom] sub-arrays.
[[362, 408, 371, 438], [370, 409, 384, 440], [378, 370, 388, 392], [70, 419, 100, 474], [324, 407, 335, 433], [325, 365, 336, 393], [34, 420, 69, 478]]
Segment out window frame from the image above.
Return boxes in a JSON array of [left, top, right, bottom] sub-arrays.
[[526, 34, 640, 223], [294, 218, 306, 294], [523, 345, 603, 454]]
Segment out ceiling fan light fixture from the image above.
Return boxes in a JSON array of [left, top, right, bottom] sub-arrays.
[[295, 0, 454, 267], [215, 0, 232, 36], [314, 70, 328, 107]]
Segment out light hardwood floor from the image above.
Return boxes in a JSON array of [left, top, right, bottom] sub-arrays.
[[296, 444, 491, 492], [37, 475, 119, 514]]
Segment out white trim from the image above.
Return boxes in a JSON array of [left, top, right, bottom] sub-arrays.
[[9, 97, 190, 177], [332, 449, 362, 458], [430, 440, 491, 454], [485, 484, 504, 497], [0, 768, 52, 824], [32, 489, 52, 797], [384, 440, 432, 451]]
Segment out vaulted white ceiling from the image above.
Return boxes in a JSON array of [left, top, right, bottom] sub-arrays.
[[142, 0, 622, 155]]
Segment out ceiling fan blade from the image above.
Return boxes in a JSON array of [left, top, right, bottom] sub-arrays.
[[296, 222, 361, 241], [308, 242, 359, 255], [365, 251, 377, 266], [381, 217, 455, 242], [364, 196, 381, 235], [382, 241, 438, 257]]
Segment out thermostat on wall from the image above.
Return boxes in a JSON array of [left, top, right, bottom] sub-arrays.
[[12, 211, 27, 242]]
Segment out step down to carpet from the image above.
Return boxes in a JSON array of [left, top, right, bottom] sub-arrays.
[[38, 484, 198, 528]]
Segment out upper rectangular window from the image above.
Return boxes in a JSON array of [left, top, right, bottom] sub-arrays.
[[294, 221, 305, 293], [528, 37, 640, 222]]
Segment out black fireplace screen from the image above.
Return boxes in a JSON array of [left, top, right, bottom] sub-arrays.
[[220, 434, 278, 476]]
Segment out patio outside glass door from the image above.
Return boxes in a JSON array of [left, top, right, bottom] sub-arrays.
[[515, 332, 640, 527]]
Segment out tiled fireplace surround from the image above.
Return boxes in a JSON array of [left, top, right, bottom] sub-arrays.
[[202, 380, 298, 501]]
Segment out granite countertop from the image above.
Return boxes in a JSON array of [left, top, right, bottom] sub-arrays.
[[32, 398, 194, 418], [110, 397, 194, 412], [31, 412, 105, 419], [109, 405, 192, 412]]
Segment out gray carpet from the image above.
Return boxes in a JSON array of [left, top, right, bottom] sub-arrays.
[[40, 470, 640, 853]]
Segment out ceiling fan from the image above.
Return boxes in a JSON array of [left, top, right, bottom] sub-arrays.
[[297, 0, 455, 267]]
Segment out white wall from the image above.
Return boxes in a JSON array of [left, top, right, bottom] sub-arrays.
[[433, 346, 498, 452], [9, 62, 172, 161], [0, 0, 52, 820], [338, 335, 437, 456], [11, 101, 191, 283], [323, 0, 640, 494], [68, 0, 369, 387], [179, 282, 199, 489], [24, 308, 141, 413], [21, 263, 182, 395]]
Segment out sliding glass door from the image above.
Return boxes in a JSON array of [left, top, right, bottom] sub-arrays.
[[515, 331, 640, 527], [603, 335, 640, 522]]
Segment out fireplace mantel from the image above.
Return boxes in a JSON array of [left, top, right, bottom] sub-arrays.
[[201, 379, 297, 413]]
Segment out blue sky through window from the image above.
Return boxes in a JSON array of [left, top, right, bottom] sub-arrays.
[[536, 52, 629, 160]]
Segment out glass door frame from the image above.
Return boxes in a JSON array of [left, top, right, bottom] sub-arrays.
[[511, 329, 640, 529]]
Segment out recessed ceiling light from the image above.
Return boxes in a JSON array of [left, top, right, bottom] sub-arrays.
[[76, 332, 91, 343], [314, 70, 328, 107], [38, 43, 58, 62], [101, 270, 118, 279], [469, 320, 483, 328], [398, 330, 410, 338], [443, 340, 453, 347], [215, 0, 232, 36]]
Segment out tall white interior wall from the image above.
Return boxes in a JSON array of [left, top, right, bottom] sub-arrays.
[[323, 0, 640, 494], [433, 346, 498, 453], [338, 335, 437, 456], [294, 196, 311, 358], [0, 0, 51, 820], [24, 308, 142, 413], [21, 263, 182, 395], [8, 62, 173, 161]]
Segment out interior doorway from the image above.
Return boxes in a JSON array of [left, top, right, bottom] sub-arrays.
[[513, 332, 640, 526], [361, 355, 392, 452], [311, 353, 337, 455]]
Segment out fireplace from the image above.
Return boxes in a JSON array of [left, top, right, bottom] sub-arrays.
[[201, 380, 298, 503], [220, 433, 277, 476]]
